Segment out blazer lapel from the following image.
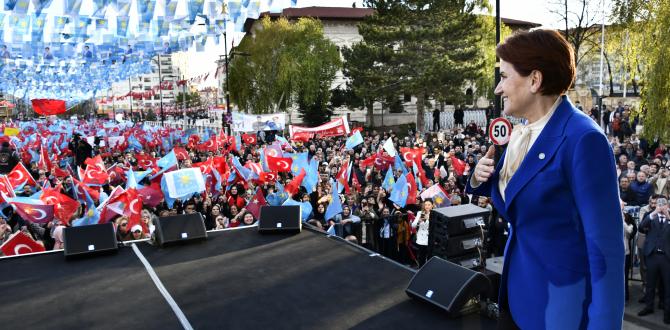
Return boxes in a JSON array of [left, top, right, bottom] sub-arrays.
[[504, 96, 575, 211]]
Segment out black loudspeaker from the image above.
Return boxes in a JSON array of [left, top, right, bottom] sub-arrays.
[[63, 222, 118, 258], [155, 213, 207, 246], [258, 205, 301, 233], [406, 257, 491, 317], [430, 204, 489, 236]]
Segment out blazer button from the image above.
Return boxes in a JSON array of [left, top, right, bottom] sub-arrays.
[[538, 153, 545, 160]]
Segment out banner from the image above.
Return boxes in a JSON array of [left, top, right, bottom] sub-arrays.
[[231, 112, 286, 132], [289, 116, 350, 139], [31, 99, 66, 115]]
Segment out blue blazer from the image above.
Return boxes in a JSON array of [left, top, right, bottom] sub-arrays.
[[467, 96, 624, 329]]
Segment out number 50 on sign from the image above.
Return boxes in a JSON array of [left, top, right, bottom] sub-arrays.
[[489, 117, 512, 146]]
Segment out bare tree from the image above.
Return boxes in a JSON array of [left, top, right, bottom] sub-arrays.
[[550, 0, 603, 67]]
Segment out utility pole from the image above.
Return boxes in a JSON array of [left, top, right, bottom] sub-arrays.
[[493, 0, 501, 120], [128, 77, 132, 120]]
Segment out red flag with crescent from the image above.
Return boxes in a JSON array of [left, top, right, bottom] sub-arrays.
[[266, 155, 293, 173], [0, 232, 46, 256]]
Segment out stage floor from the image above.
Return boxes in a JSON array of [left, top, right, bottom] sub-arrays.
[[0, 227, 496, 330]]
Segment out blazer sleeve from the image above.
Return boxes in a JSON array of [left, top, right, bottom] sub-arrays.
[[569, 131, 625, 329], [465, 173, 494, 197]]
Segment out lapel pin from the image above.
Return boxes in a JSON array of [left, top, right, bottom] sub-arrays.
[[538, 153, 545, 160]]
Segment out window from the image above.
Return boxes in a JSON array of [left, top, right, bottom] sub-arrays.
[[403, 93, 411, 102]]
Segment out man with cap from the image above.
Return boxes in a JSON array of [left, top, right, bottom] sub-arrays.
[[638, 197, 670, 324]]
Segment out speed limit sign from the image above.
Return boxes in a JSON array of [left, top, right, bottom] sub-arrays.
[[489, 117, 512, 145]]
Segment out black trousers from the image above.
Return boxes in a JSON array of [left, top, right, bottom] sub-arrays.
[[414, 243, 428, 267], [644, 252, 670, 313], [625, 253, 632, 300]]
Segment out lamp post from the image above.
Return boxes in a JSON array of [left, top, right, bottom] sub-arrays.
[[493, 0, 501, 121], [151, 54, 165, 126]]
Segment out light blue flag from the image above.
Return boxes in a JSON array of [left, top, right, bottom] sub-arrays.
[[188, 0, 206, 23], [117, 16, 130, 36], [389, 174, 409, 208], [232, 156, 252, 181], [325, 181, 342, 220], [5, 0, 18, 11], [301, 158, 319, 194], [162, 168, 206, 199], [345, 131, 363, 150], [286, 152, 308, 177], [96, 18, 109, 30], [65, 0, 83, 16], [394, 154, 408, 174], [381, 169, 395, 192], [157, 150, 177, 169], [13, 0, 29, 14], [282, 198, 312, 222], [165, 0, 178, 19], [412, 162, 423, 191], [72, 188, 100, 227], [53, 16, 68, 32]]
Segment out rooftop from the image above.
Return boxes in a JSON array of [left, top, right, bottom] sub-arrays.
[[244, 6, 541, 33]]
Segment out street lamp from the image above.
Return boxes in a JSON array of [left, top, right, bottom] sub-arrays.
[[151, 54, 165, 126]]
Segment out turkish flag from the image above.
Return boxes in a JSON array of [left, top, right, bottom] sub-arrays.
[[31, 99, 66, 115], [82, 165, 110, 186], [450, 156, 466, 176], [0, 175, 15, 202], [124, 188, 144, 232], [72, 178, 100, 202], [245, 189, 268, 220], [193, 158, 214, 174], [11, 202, 54, 224], [212, 156, 229, 176], [285, 169, 306, 196], [84, 155, 106, 172], [242, 133, 257, 145], [406, 173, 418, 205], [107, 165, 126, 184], [267, 155, 293, 173], [7, 163, 37, 188], [40, 186, 79, 224], [135, 154, 158, 170], [53, 167, 69, 178], [1, 232, 45, 256], [173, 147, 189, 160], [373, 152, 394, 171], [400, 147, 425, 165], [38, 145, 52, 172], [257, 171, 277, 184], [138, 183, 164, 208], [336, 161, 350, 194]]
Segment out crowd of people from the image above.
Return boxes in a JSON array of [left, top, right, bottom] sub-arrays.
[[0, 102, 668, 318], [0, 116, 499, 269]]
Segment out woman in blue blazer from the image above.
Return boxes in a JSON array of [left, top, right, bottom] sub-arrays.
[[468, 30, 624, 329]]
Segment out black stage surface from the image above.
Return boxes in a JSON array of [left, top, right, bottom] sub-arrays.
[[0, 227, 496, 330]]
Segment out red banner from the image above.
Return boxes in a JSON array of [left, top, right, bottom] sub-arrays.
[[31, 99, 66, 115], [288, 116, 350, 139]]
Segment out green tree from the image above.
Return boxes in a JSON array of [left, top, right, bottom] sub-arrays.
[[344, 0, 489, 132], [175, 91, 202, 109], [611, 0, 669, 140], [228, 17, 341, 121], [145, 108, 157, 121]]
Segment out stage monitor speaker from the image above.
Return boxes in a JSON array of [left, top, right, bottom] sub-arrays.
[[155, 213, 207, 247], [258, 205, 301, 233], [406, 257, 491, 317], [63, 222, 118, 258], [430, 204, 489, 237]]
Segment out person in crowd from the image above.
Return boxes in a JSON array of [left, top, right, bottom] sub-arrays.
[[432, 108, 441, 131], [0, 141, 19, 174], [307, 203, 327, 230], [637, 197, 670, 324], [650, 167, 670, 197], [622, 200, 636, 302], [130, 225, 148, 240], [468, 29, 623, 329], [631, 171, 653, 206]]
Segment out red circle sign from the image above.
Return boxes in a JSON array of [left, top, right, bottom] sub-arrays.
[[489, 117, 512, 145]]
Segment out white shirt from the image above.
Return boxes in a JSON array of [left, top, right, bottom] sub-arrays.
[[412, 211, 430, 246], [498, 96, 562, 201]]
